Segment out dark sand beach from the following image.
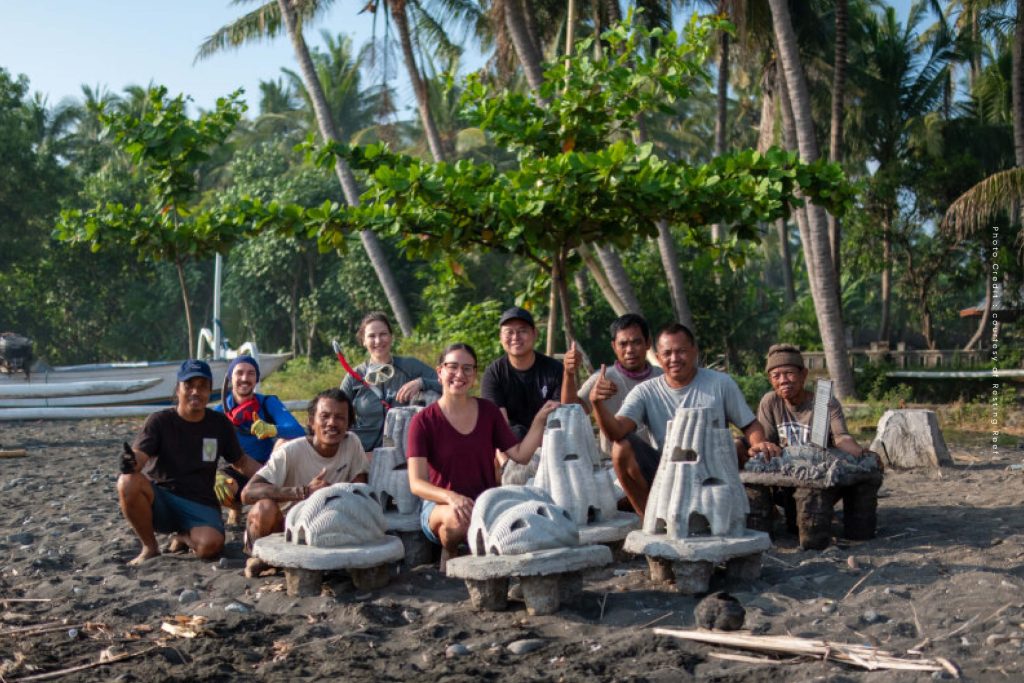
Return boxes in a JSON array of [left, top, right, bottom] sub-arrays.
[[2, 417, 1023, 681]]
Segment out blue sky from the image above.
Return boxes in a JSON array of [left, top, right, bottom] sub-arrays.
[[2, 1, 914, 116]]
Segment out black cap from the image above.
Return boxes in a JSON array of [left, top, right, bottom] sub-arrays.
[[177, 359, 213, 383], [499, 306, 535, 328]]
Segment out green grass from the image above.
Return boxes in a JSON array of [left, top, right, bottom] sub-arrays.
[[261, 356, 345, 401]]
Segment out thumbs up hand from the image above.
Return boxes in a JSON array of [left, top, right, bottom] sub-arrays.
[[589, 364, 618, 404], [563, 341, 581, 374], [308, 467, 330, 494]]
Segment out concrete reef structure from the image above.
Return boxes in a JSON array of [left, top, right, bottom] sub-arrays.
[[624, 407, 771, 594], [252, 483, 404, 596], [446, 486, 612, 615], [370, 406, 432, 566], [534, 404, 639, 545]]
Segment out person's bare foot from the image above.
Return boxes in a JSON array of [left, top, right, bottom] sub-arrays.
[[244, 556, 274, 578], [226, 507, 241, 526], [165, 535, 189, 554], [127, 545, 160, 566]]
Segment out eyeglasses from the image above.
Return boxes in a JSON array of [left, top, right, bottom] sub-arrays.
[[501, 327, 532, 339], [441, 362, 476, 375]]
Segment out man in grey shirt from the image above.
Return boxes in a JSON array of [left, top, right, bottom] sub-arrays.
[[591, 323, 769, 517], [561, 313, 662, 456]]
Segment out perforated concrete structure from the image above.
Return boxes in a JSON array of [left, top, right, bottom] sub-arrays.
[[533, 404, 639, 544], [252, 483, 405, 595], [624, 406, 770, 594], [381, 406, 421, 452], [368, 446, 417, 515], [447, 486, 613, 615]]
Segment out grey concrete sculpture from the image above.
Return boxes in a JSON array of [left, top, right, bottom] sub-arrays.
[[534, 404, 619, 526], [284, 483, 387, 547], [381, 406, 422, 453], [642, 406, 749, 538], [368, 446, 417, 515], [468, 486, 579, 556]]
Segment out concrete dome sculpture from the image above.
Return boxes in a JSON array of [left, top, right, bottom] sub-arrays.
[[642, 407, 749, 538], [469, 486, 578, 557], [368, 446, 417, 515], [625, 406, 771, 594], [381, 405, 422, 452], [284, 483, 386, 547], [534, 404, 618, 526]]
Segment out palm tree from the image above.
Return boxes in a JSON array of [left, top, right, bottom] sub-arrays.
[[196, 0, 415, 334], [828, 0, 847, 291], [768, 0, 856, 399]]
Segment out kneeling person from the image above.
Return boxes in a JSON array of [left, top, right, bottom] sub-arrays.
[[240, 388, 368, 565], [118, 360, 261, 565]]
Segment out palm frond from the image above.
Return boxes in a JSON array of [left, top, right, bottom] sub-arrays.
[[194, 0, 330, 63], [941, 167, 1024, 252]]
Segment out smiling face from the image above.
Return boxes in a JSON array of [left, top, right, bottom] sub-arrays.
[[362, 320, 393, 363], [230, 362, 258, 401], [499, 320, 536, 360], [438, 349, 477, 397], [310, 396, 350, 451], [612, 325, 650, 372], [768, 365, 809, 404], [176, 377, 212, 421], [655, 332, 699, 386]]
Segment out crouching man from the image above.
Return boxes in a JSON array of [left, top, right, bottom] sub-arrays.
[[239, 388, 368, 576], [118, 360, 261, 565]]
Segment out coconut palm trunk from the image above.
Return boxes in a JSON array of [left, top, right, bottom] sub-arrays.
[[504, 0, 546, 92], [828, 0, 847, 294], [276, 0, 414, 336], [390, 0, 448, 162], [711, 28, 729, 243], [769, 0, 856, 399], [1014, 0, 1024, 166]]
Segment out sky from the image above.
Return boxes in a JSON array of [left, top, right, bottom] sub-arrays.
[[0, 1, 423, 114], [1, 1, 915, 117]]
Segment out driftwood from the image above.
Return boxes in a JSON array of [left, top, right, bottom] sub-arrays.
[[654, 628, 959, 677], [10, 645, 160, 682], [0, 449, 27, 458]]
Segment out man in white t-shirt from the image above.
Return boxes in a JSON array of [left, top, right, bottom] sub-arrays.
[[561, 313, 662, 457], [591, 323, 769, 518], [240, 388, 369, 575]]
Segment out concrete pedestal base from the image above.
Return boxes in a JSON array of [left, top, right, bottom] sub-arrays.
[[577, 512, 640, 546], [285, 568, 322, 597], [393, 529, 434, 568], [445, 546, 611, 615], [625, 530, 771, 595], [252, 533, 405, 596]]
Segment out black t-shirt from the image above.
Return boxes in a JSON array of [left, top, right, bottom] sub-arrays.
[[480, 353, 563, 435], [133, 408, 244, 509]]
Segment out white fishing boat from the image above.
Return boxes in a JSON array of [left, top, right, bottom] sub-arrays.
[[0, 256, 291, 419]]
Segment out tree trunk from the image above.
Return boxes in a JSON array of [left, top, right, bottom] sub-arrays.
[[175, 257, 195, 358], [1014, 0, 1024, 166], [777, 218, 796, 304], [304, 248, 318, 358], [504, 0, 546, 93], [776, 57, 811, 275], [596, 245, 642, 313], [770, 0, 856, 399], [289, 258, 300, 356], [578, 244, 628, 315], [758, 67, 795, 305], [963, 269, 993, 351], [390, 0, 448, 162], [828, 0, 847, 296], [554, 248, 576, 346], [879, 215, 891, 342], [711, 27, 729, 243], [546, 276, 558, 355], [277, 0, 415, 336]]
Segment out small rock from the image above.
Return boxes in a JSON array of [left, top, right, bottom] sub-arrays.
[[507, 638, 547, 655], [445, 643, 470, 658], [67, 628, 79, 639], [225, 601, 252, 614], [72, 587, 86, 596], [821, 603, 836, 614], [861, 609, 883, 624], [847, 556, 859, 570], [931, 671, 954, 680], [178, 589, 200, 604], [694, 592, 745, 631], [7, 532, 33, 546]]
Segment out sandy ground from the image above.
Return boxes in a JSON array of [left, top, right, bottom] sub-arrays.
[[1, 417, 1023, 682]]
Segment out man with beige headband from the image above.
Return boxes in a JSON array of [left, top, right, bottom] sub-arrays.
[[749, 344, 869, 459]]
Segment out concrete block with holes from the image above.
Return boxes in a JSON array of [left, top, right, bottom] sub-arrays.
[[623, 406, 770, 595]]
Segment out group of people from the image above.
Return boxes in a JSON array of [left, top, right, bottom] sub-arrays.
[[117, 308, 871, 568]]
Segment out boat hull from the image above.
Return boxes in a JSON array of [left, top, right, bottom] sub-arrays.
[[0, 353, 291, 408]]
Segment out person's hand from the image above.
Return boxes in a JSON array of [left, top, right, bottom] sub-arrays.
[[749, 441, 782, 459], [396, 378, 424, 404], [531, 400, 560, 429], [251, 418, 278, 440], [563, 341, 581, 374], [446, 491, 474, 527], [119, 442, 138, 475], [588, 364, 618, 404], [307, 467, 330, 494], [214, 470, 235, 506]]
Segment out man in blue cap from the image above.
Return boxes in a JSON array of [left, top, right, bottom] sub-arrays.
[[118, 359, 261, 565], [212, 355, 304, 524]]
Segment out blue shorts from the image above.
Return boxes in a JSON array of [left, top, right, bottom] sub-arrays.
[[151, 486, 225, 534], [420, 500, 440, 545]]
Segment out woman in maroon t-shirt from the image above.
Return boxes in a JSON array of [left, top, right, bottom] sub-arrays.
[[407, 343, 557, 556]]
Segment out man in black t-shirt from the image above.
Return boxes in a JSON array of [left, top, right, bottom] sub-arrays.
[[118, 360, 260, 565], [481, 307, 563, 439]]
